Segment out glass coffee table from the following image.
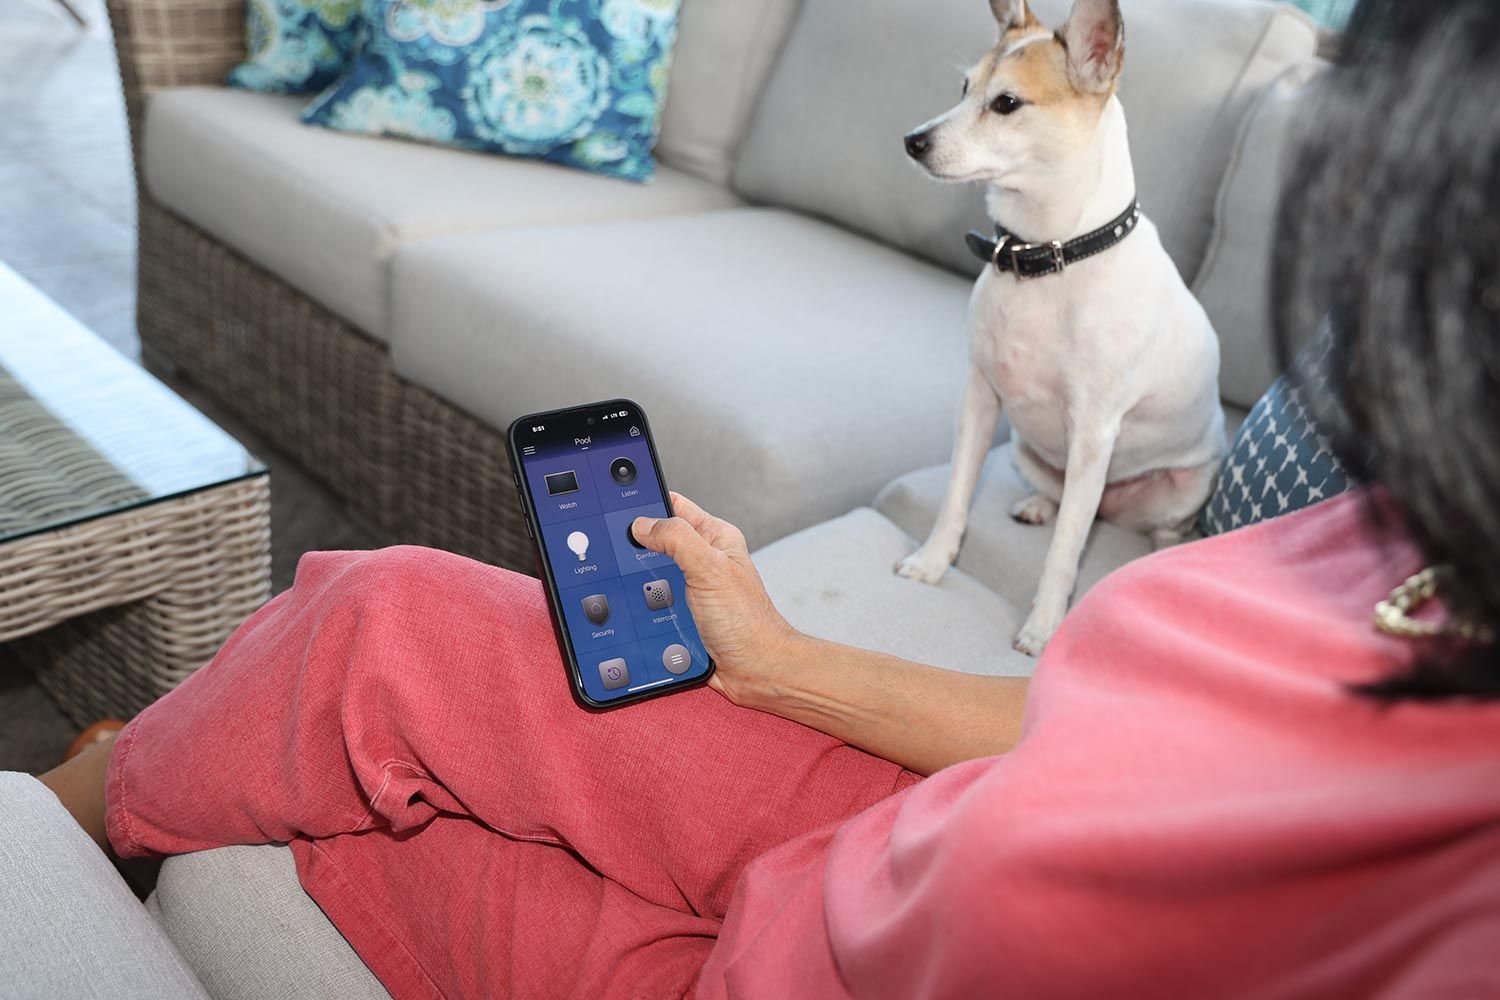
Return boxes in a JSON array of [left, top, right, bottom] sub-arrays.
[[0, 263, 271, 725]]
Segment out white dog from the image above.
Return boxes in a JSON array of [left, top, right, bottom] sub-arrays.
[[896, 0, 1226, 656]]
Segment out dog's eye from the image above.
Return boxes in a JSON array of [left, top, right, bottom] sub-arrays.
[[990, 93, 1024, 116], [962, 78, 970, 98]]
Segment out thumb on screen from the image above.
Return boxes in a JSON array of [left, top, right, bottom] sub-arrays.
[[631, 516, 715, 575]]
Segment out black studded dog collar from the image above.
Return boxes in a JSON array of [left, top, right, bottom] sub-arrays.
[[964, 198, 1142, 279]]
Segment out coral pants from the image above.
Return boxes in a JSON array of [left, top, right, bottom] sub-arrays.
[[106, 547, 918, 1000]]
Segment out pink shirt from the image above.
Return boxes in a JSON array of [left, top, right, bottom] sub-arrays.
[[701, 490, 1500, 997]]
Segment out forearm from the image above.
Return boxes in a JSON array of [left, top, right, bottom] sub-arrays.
[[743, 633, 1030, 776]]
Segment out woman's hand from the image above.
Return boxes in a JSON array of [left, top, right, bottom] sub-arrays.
[[636, 495, 1030, 772], [631, 495, 803, 709]]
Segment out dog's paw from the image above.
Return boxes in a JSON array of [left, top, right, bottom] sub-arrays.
[[1013, 610, 1062, 657], [1010, 493, 1059, 526], [1149, 526, 1185, 551], [1012, 623, 1052, 657], [894, 546, 954, 585]]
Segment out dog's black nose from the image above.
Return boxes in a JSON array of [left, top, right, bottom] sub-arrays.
[[904, 129, 933, 161]]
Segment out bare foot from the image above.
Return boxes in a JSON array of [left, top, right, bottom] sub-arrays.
[[39, 728, 119, 852], [65, 719, 125, 762]]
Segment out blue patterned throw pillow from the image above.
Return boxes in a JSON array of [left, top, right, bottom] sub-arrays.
[[1282, 0, 1357, 29], [301, 0, 680, 181], [229, 0, 365, 94], [1199, 362, 1356, 536]]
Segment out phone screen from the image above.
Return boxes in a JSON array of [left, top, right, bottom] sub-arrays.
[[511, 401, 712, 707]]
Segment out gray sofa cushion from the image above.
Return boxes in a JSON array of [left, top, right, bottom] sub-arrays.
[[1194, 60, 1326, 410], [656, 0, 804, 184], [143, 89, 739, 342], [756, 507, 1037, 677], [0, 772, 210, 1000], [148, 844, 391, 1000], [733, 0, 1319, 281], [875, 405, 1247, 611], [875, 446, 1153, 613], [390, 208, 974, 549]]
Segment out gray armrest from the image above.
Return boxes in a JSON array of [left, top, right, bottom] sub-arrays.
[[0, 772, 209, 1000]]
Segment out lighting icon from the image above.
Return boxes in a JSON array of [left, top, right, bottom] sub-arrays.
[[566, 530, 590, 561]]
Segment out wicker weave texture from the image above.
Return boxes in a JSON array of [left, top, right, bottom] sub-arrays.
[[106, 0, 245, 170], [0, 370, 149, 537], [137, 200, 537, 570], [0, 475, 271, 724], [138, 202, 402, 532], [112, 0, 536, 573], [398, 382, 535, 573]]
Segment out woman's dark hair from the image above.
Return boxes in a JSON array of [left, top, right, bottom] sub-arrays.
[[1273, 0, 1500, 699]]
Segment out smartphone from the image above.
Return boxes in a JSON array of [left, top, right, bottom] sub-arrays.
[[507, 399, 715, 709]]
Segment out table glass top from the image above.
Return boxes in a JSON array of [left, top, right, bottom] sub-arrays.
[[0, 262, 265, 544]]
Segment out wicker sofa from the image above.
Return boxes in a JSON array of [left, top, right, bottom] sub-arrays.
[[109, 0, 1319, 575], [54, 0, 1327, 995]]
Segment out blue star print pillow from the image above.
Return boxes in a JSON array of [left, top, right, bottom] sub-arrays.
[[301, 0, 681, 181], [1199, 343, 1356, 536], [229, 0, 365, 94]]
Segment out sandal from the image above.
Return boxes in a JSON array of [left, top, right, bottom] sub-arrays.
[[64, 719, 126, 762]]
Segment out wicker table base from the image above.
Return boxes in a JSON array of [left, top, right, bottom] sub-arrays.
[[0, 476, 271, 725]]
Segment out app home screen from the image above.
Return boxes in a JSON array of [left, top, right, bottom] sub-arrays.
[[520, 418, 710, 702]]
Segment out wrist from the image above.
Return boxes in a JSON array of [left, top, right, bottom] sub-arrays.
[[738, 625, 820, 714]]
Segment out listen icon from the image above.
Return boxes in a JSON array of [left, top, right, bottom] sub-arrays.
[[567, 530, 590, 561]]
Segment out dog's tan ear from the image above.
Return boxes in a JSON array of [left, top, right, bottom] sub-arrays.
[[1060, 0, 1124, 94], [989, 0, 1029, 34]]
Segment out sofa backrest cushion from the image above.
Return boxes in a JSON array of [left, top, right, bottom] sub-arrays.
[[655, 0, 804, 185], [1194, 60, 1325, 409], [731, 0, 1320, 280]]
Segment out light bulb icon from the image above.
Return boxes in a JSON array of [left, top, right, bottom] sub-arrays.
[[567, 530, 589, 562]]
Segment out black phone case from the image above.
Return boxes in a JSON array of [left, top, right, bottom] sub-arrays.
[[505, 398, 716, 711]]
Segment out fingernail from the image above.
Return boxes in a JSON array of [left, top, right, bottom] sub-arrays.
[[632, 516, 656, 536]]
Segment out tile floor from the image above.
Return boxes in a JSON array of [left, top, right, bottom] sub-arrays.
[[0, 0, 384, 773], [1, 0, 137, 357]]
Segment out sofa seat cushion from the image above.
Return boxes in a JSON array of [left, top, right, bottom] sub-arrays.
[[756, 508, 1037, 677], [876, 447, 1151, 614], [142, 88, 740, 341], [0, 773, 211, 1000], [390, 208, 975, 548], [875, 406, 1248, 611], [149, 844, 391, 1000]]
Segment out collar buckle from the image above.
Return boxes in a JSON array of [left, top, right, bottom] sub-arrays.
[[1007, 239, 1066, 280], [990, 234, 1011, 274]]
